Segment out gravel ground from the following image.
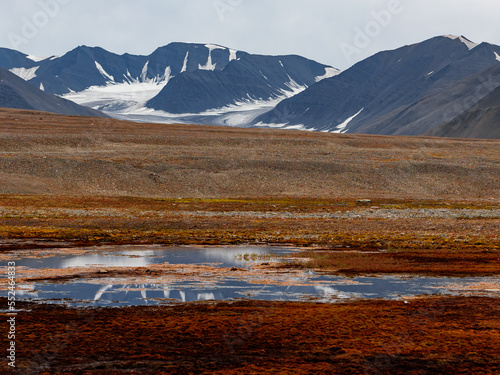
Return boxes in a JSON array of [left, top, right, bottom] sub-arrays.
[[1, 207, 499, 220], [0, 108, 499, 200], [171, 208, 500, 219], [0, 207, 500, 219]]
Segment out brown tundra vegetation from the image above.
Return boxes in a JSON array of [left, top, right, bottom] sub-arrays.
[[0, 108, 499, 374]]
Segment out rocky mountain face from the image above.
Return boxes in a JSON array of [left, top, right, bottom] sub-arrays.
[[427, 76, 500, 139], [253, 36, 500, 137], [146, 53, 335, 114], [1, 36, 499, 138], [0, 43, 337, 117], [0, 66, 107, 117], [0, 43, 247, 95]]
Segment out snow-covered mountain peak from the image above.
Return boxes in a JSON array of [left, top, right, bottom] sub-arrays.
[[444, 35, 478, 50], [204, 44, 227, 51], [26, 55, 48, 62]]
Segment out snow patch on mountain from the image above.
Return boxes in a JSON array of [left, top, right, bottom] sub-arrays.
[[62, 60, 175, 113], [141, 61, 149, 81], [444, 35, 478, 50], [214, 82, 306, 116], [61, 80, 168, 113], [9, 66, 39, 81], [199, 46, 217, 71], [95, 61, 115, 82], [281, 77, 307, 95], [253, 121, 316, 132], [27, 55, 47, 62], [495, 52, 500, 62], [229, 49, 238, 61], [205, 44, 225, 51], [181, 52, 189, 73], [103, 74, 312, 127], [163, 66, 172, 84], [315, 67, 341, 82], [332, 108, 364, 134], [285, 124, 317, 131]]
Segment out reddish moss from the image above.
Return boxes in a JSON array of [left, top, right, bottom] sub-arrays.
[[2, 297, 498, 374]]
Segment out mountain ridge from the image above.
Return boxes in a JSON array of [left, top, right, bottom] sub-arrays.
[[0, 66, 107, 117], [1, 36, 499, 138], [253, 35, 500, 137], [0, 42, 336, 122], [146, 53, 335, 114]]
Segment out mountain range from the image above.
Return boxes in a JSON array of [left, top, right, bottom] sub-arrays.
[[0, 36, 499, 138], [0, 43, 337, 121]]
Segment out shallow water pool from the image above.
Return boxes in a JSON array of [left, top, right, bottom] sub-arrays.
[[1, 245, 499, 307]]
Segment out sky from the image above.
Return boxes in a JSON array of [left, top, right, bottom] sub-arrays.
[[1, 0, 500, 70]]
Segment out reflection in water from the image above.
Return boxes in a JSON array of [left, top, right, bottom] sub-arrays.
[[2, 245, 500, 307], [63, 255, 150, 268], [94, 285, 113, 301], [16, 284, 39, 298], [197, 293, 215, 301], [93, 284, 218, 303], [116, 250, 158, 257], [314, 285, 361, 300], [14, 275, 500, 308], [8, 245, 290, 270]]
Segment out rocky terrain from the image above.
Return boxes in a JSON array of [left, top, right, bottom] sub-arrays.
[[0, 108, 498, 375], [0, 108, 498, 200], [0, 69, 106, 117]]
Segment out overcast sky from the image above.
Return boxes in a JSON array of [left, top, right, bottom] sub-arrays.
[[2, 0, 500, 70]]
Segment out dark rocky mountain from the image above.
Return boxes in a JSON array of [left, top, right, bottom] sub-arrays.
[[427, 79, 500, 139], [146, 54, 333, 113], [2, 37, 499, 138], [0, 43, 249, 95], [0, 42, 335, 117], [253, 36, 500, 136], [0, 67, 107, 117], [31, 43, 251, 95], [0, 47, 39, 70], [371, 62, 500, 137]]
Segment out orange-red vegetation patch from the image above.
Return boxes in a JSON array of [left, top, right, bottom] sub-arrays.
[[1, 297, 498, 374], [291, 247, 500, 276]]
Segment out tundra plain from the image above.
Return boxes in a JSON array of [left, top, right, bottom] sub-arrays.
[[0, 108, 499, 374]]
